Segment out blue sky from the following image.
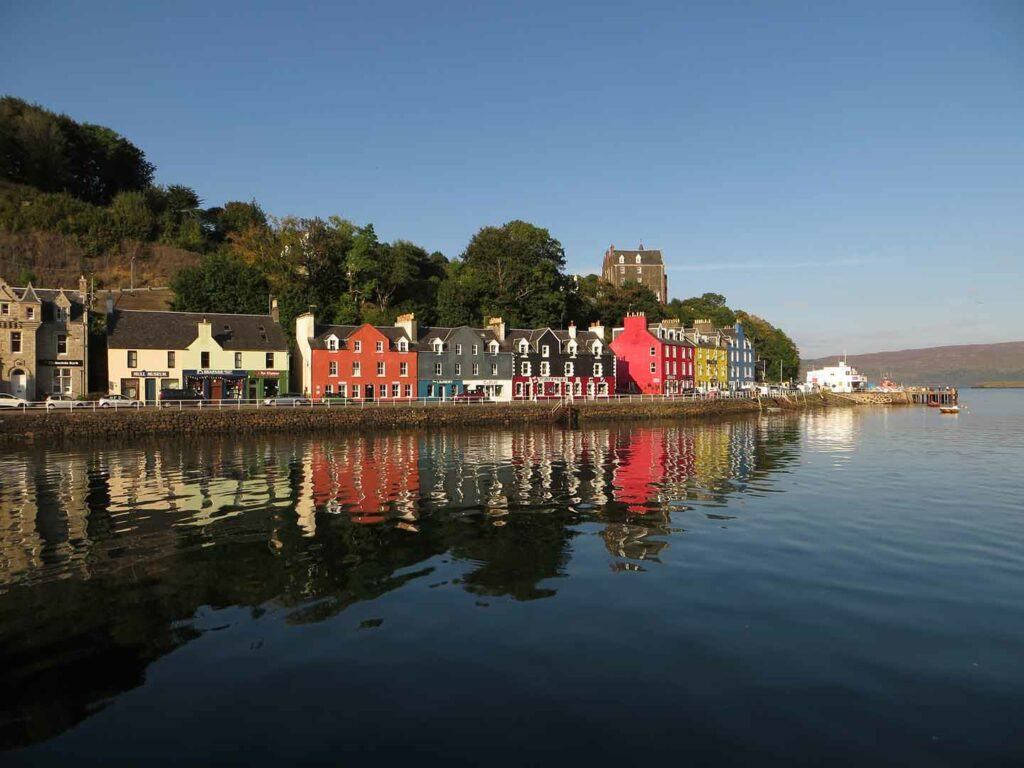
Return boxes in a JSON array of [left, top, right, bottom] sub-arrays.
[[3, 0, 1022, 356]]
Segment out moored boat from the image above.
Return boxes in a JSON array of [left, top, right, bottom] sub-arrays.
[[939, 405, 961, 414]]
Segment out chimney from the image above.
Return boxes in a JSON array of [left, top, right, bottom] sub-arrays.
[[487, 316, 506, 342], [105, 290, 114, 317], [395, 312, 417, 340], [78, 274, 88, 298], [270, 297, 280, 324], [624, 312, 646, 332], [198, 318, 212, 341], [589, 320, 605, 341], [567, 321, 576, 340]]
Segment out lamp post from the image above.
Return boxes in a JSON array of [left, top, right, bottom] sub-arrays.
[[130, 254, 136, 291]]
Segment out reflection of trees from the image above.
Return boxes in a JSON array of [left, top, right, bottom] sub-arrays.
[[0, 418, 804, 749]]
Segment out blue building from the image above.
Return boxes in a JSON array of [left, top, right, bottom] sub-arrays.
[[724, 321, 756, 390]]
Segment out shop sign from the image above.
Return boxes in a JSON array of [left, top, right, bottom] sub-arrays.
[[184, 369, 244, 377], [40, 359, 83, 367], [250, 370, 282, 378], [131, 370, 168, 378]]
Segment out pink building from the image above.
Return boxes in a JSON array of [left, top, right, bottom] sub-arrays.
[[610, 313, 694, 395]]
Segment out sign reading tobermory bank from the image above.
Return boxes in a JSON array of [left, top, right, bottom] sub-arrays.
[[40, 359, 83, 367]]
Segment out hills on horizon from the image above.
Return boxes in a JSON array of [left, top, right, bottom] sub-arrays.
[[802, 341, 1024, 388]]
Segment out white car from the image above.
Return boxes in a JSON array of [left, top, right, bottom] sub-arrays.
[[0, 393, 30, 408], [263, 394, 312, 406], [45, 394, 87, 410], [99, 394, 142, 408]]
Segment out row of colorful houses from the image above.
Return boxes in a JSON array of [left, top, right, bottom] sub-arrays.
[[1, 278, 756, 400]]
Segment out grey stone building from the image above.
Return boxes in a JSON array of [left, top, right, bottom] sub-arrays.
[[0, 277, 90, 400], [601, 243, 668, 303], [416, 319, 514, 401]]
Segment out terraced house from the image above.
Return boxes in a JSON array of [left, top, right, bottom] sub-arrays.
[[105, 301, 289, 401], [684, 319, 730, 391], [722, 322, 756, 390], [417, 317, 513, 401], [507, 321, 615, 400], [610, 313, 695, 395], [0, 277, 90, 400], [295, 311, 417, 401]]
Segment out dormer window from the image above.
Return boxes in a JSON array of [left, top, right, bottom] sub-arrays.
[[592, 342, 602, 356], [567, 342, 577, 357], [54, 307, 65, 323], [25, 306, 35, 320], [398, 339, 408, 352], [618, 255, 624, 264], [635, 254, 641, 264], [489, 341, 499, 354], [433, 339, 443, 353], [518, 340, 529, 354], [327, 336, 338, 351]]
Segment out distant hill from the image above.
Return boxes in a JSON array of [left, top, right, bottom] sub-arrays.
[[802, 342, 1024, 388]]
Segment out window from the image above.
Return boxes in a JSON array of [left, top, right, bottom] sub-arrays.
[[53, 368, 72, 394], [518, 340, 529, 354], [354, 340, 362, 352], [618, 255, 624, 264], [427, 384, 435, 398], [234, 352, 242, 369], [327, 337, 338, 351], [650, 346, 656, 356], [391, 384, 399, 398], [376, 341, 384, 352], [379, 384, 387, 398], [540, 362, 550, 376], [338, 383, 347, 398], [404, 384, 412, 397], [455, 344, 463, 355], [329, 361, 338, 376], [564, 362, 573, 376], [352, 384, 360, 398], [54, 307, 65, 323], [521, 362, 531, 376], [650, 362, 657, 373], [594, 363, 603, 377], [515, 382, 524, 397], [472, 363, 479, 376], [472, 344, 479, 355], [592, 343, 602, 356], [352, 361, 361, 375], [398, 339, 407, 352], [490, 363, 498, 376], [11, 332, 21, 353], [400, 361, 408, 376], [567, 342, 577, 357], [635, 254, 642, 264], [266, 352, 274, 368], [454, 363, 462, 376], [26, 307, 35, 320], [434, 340, 443, 354], [435, 362, 443, 376], [619, 265, 625, 274], [541, 345, 549, 357], [128, 350, 138, 368], [0, 303, 7, 315], [325, 384, 333, 395], [574, 380, 582, 396], [168, 351, 176, 368], [377, 361, 385, 376], [489, 342, 499, 354], [56, 335, 67, 355], [201, 351, 210, 368]]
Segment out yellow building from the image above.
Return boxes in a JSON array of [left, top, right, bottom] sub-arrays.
[[105, 303, 289, 401], [685, 319, 729, 390]]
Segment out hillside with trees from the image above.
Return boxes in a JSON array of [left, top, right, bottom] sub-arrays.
[[1, 96, 801, 379]]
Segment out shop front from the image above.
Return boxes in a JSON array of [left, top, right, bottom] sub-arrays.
[[125, 369, 174, 402], [183, 369, 285, 400]]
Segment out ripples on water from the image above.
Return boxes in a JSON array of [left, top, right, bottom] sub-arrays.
[[1, 393, 1022, 765]]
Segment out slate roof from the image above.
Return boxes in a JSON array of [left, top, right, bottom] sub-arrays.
[[609, 249, 664, 266], [309, 324, 415, 351], [11, 285, 87, 321], [107, 310, 288, 350]]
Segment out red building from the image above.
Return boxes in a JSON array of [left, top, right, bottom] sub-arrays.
[[610, 313, 694, 395], [296, 313, 417, 401]]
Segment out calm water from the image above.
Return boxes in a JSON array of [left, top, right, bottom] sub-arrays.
[[1, 392, 1022, 765]]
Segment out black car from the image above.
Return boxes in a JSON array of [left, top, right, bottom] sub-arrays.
[[158, 388, 206, 405]]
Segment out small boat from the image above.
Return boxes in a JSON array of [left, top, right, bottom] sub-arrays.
[[927, 401, 942, 408], [939, 405, 961, 414]]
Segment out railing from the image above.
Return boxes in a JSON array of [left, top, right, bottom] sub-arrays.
[[0, 388, 781, 415]]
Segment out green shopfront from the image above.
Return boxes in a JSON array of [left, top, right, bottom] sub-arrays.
[[182, 368, 286, 400]]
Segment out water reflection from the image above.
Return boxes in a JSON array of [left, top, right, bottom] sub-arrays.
[[0, 414, 803, 749]]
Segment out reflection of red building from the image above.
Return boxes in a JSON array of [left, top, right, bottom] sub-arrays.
[[309, 435, 420, 524], [611, 313, 694, 394], [612, 428, 696, 513]]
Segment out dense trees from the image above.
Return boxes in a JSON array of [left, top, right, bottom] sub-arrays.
[[1, 97, 802, 370]]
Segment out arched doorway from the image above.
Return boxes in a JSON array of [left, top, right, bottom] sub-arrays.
[[10, 369, 27, 399]]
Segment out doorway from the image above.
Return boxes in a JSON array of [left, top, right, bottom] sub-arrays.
[[11, 369, 27, 399], [145, 378, 157, 402]]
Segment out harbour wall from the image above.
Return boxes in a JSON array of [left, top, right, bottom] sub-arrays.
[[0, 394, 848, 446]]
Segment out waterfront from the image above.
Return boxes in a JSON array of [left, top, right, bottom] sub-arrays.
[[1, 391, 1022, 765]]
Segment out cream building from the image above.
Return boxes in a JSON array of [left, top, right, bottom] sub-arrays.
[[105, 301, 289, 401]]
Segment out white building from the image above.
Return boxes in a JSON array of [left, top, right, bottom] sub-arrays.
[[804, 360, 867, 393]]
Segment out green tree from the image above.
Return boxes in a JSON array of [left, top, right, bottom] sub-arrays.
[[667, 292, 736, 327], [170, 253, 270, 315], [735, 311, 801, 382], [109, 190, 155, 242]]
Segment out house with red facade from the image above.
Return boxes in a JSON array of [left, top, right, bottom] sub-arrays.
[[295, 311, 417, 401], [610, 312, 694, 395]]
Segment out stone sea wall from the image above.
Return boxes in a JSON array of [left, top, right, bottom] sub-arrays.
[[0, 394, 846, 446]]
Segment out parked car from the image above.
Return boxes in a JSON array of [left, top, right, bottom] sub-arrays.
[[451, 390, 486, 402], [99, 394, 142, 408], [45, 394, 87, 410], [264, 394, 312, 406], [158, 388, 206, 405], [0, 393, 30, 408]]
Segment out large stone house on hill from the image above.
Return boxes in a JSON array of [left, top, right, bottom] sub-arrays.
[[601, 243, 668, 303]]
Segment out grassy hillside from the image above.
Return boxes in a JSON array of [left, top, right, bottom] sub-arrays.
[[802, 342, 1024, 388]]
